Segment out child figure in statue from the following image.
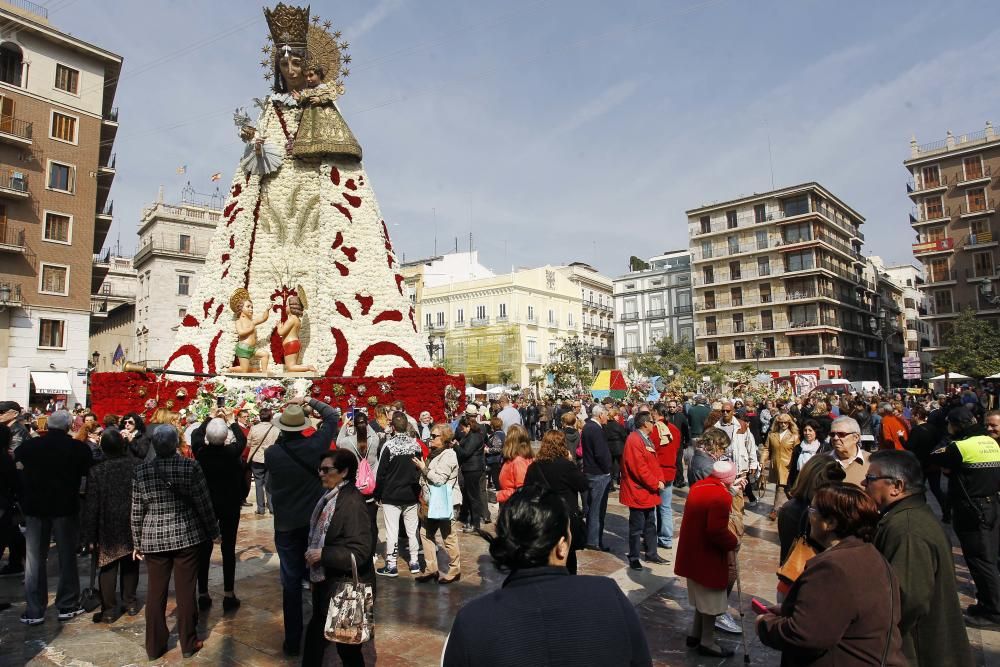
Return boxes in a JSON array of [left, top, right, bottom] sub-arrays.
[[278, 288, 317, 373], [228, 288, 270, 374]]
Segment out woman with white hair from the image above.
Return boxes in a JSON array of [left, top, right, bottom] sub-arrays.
[[194, 418, 245, 613], [131, 425, 218, 660]]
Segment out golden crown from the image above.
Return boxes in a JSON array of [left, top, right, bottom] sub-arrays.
[[263, 3, 310, 49], [230, 287, 251, 314]]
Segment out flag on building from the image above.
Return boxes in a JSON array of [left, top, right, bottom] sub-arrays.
[[112, 344, 125, 366], [210, 172, 222, 181], [176, 165, 187, 174]]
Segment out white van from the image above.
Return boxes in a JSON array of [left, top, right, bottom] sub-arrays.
[[849, 380, 882, 394]]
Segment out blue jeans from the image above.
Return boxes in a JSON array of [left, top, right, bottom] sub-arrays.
[[583, 473, 611, 547], [657, 484, 674, 547], [274, 525, 309, 651], [24, 515, 80, 617]]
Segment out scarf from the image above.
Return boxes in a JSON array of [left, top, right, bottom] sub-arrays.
[[307, 481, 346, 583], [798, 440, 820, 471]]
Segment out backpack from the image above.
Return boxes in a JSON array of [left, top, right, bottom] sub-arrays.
[[487, 431, 504, 457], [356, 457, 376, 496]]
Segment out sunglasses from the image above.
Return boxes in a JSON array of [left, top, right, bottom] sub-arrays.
[[722, 409, 733, 413], [863, 474, 896, 484], [830, 431, 858, 439], [430, 432, 442, 438], [124, 420, 135, 425]]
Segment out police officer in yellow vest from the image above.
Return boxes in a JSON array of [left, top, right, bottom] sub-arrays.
[[931, 406, 1000, 629]]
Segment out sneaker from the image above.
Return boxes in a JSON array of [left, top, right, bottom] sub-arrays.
[[965, 612, 1000, 629], [408, 561, 421, 575], [20, 613, 44, 626], [376, 564, 398, 578], [57, 607, 85, 621], [714, 612, 742, 634], [628, 559, 642, 571]]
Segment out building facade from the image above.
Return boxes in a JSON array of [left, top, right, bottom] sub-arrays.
[[880, 261, 933, 379], [89, 254, 135, 372], [904, 122, 1000, 359], [557, 262, 615, 371], [132, 199, 220, 367], [0, 1, 121, 407], [418, 263, 583, 387], [688, 183, 884, 386], [612, 250, 694, 371]]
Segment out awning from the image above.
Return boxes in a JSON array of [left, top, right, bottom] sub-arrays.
[[30, 371, 73, 395]]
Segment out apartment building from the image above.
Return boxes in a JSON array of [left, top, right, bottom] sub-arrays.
[[688, 183, 884, 386], [418, 261, 583, 387], [880, 261, 934, 374], [89, 254, 135, 372], [133, 198, 221, 366], [866, 257, 907, 387], [612, 250, 694, 371], [556, 262, 615, 371], [0, 1, 121, 407], [904, 122, 1000, 357]]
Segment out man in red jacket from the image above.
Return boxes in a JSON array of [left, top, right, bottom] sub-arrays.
[[651, 404, 681, 550], [620, 413, 667, 571]]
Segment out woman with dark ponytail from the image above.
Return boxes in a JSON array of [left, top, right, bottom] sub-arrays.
[[441, 485, 652, 667]]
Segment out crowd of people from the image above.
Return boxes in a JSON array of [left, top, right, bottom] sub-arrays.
[[0, 381, 995, 665]]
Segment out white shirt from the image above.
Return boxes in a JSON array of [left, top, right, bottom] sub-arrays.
[[498, 406, 522, 433]]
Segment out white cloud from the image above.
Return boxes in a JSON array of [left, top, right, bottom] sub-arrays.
[[347, 0, 406, 40]]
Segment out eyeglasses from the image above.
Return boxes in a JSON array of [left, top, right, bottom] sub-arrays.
[[430, 432, 442, 439], [863, 474, 896, 484], [830, 431, 858, 439], [123, 420, 135, 425], [722, 409, 733, 413], [318, 466, 336, 474]]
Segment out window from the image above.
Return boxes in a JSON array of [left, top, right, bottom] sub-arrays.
[[705, 316, 717, 335], [973, 251, 994, 278], [756, 229, 768, 250], [0, 44, 23, 86], [456, 308, 464, 323], [761, 309, 773, 330], [757, 256, 770, 277], [763, 336, 776, 357], [704, 291, 715, 309], [785, 250, 814, 272], [54, 64, 79, 94], [178, 308, 186, 319], [783, 222, 812, 243], [177, 274, 190, 296], [49, 111, 76, 143], [703, 266, 714, 284], [549, 341, 557, 355], [43, 212, 71, 243], [754, 204, 767, 223], [498, 303, 507, 318], [701, 239, 713, 260], [46, 160, 74, 192], [924, 196, 944, 219], [425, 313, 432, 327], [759, 283, 772, 303], [731, 287, 743, 307], [528, 339, 537, 357], [700, 215, 711, 234], [568, 313, 574, 327], [678, 325, 693, 343], [734, 339, 746, 360], [782, 195, 810, 217], [971, 218, 990, 241], [179, 234, 191, 252], [677, 290, 691, 308], [39, 263, 68, 295], [968, 187, 988, 213], [707, 341, 719, 361], [727, 235, 739, 255], [928, 258, 950, 283], [733, 313, 745, 333], [726, 210, 738, 229], [920, 165, 940, 188], [963, 155, 984, 181], [527, 305, 534, 321], [729, 261, 741, 280], [475, 305, 486, 320], [548, 309, 555, 324], [38, 319, 65, 348], [436, 311, 444, 326]]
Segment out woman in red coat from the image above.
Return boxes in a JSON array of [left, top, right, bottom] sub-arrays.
[[619, 413, 666, 571], [675, 459, 739, 658]]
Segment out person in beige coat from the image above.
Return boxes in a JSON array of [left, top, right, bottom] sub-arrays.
[[412, 423, 462, 584], [766, 416, 799, 521]]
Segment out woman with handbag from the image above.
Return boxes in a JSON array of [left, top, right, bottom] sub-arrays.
[[757, 483, 907, 666], [766, 416, 799, 521], [83, 429, 139, 622], [523, 429, 589, 574], [412, 423, 462, 584], [303, 449, 376, 667]]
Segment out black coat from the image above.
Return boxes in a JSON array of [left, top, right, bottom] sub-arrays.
[[524, 458, 588, 513], [602, 420, 628, 458], [443, 567, 651, 667], [454, 429, 486, 473], [14, 429, 92, 517], [196, 444, 246, 520]]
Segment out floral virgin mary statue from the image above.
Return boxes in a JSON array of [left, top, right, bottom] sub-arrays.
[[165, 3, 430, 378]]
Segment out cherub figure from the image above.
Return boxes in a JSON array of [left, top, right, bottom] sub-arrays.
[[227, 288, 270, 373], [278, 286, 317, 373]]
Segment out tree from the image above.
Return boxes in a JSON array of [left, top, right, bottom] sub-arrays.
[[934, 308, 1000, 378], [544, 336, 595, 395], [627, 336, 696, 378], [498, 369, 514, 386]]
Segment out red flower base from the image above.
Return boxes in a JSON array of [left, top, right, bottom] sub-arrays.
[[90, 367, 466, 423]]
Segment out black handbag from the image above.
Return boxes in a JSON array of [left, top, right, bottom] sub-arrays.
[[80, 552, 101, 612]]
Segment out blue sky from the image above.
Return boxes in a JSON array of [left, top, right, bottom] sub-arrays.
[[50, 0, 1000, 277]]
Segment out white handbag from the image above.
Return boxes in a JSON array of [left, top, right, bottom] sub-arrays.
[[323, 553, 374, 645]]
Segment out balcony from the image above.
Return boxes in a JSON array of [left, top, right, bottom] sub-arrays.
[[964, 268, 997, 281], [525, 354, 542, 364], [923, 270, 958, 286], [962, 231, 997, 250], [98, 153, 116, 175], [906, 173, 948, 198], [426, 322, 447, 331], [621, 346, 642, 355], [133, 239, 209, 265], [97, 200, 114, 220], [453, 319, 465, 328], [525, 314, 537, 324], [958, 164, 992, 186], [620, 312, 639, 322], [104, 107, 119, 124], [674, 304, 693, 316], [0, 281, 23, 308], [910, 205, 951, 227], [0, 222, 26, 254], [0, 115, 32, 145], [546, 318, 559, 328], [496, 315, 508, 324], [959, 201, 995, 218], [0, 170, 28, 199], [595, 347, 615, 357], [912, 237, 955, 256], [646, 308, 666, 319]]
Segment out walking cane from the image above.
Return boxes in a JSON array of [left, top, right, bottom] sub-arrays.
[[734, 551, 751, 663]]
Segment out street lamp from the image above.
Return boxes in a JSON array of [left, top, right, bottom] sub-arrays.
[[869, 308, 896, 390], [425, 335, 444, 361]]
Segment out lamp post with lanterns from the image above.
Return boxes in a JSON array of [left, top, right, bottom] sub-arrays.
[[869, 308, 897, 390]]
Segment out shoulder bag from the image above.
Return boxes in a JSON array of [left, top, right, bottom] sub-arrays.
[[427, 480, 452, 520], [80, 551, 101, 612], [244, 425, 274, 495], [324, 553, 374, 645]]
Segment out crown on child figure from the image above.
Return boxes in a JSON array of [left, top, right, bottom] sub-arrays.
[[263, 3, 310, 51]]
